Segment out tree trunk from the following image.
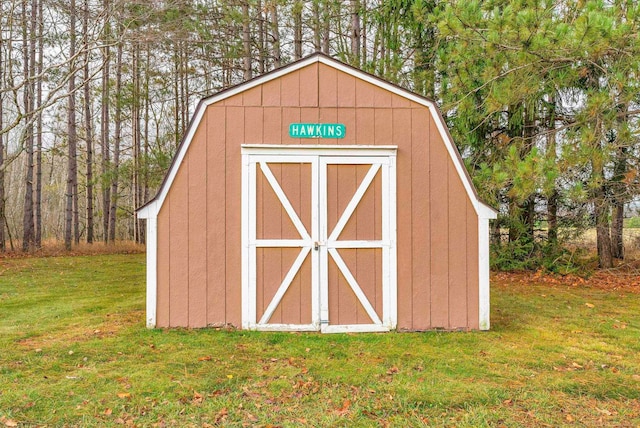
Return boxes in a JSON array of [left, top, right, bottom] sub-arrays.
[[0, 26, 5, 251], [322, 0, 330, 54], [610, 114, 628, 260], [101, 0, 111, 243], [312, 0, 321, 52], [65, 0, 78, 250], [22, 0, 35, 251], [242, 0, 252, 80], [595, 193, 613, 268], [611, 201, 624, 259], [361, 0, 367, 65], [35, 0, 43, 247], [83, 0, 94, 244], [269, 1, 281, 68], [257, 0, 265, 73], [108, 38, 122, 243], [350, 0, 360, 67], [293, 1, 302, 60], [547, 190, 558, 244], [132, 42, 143, 243], [546, 96, 558, 245]]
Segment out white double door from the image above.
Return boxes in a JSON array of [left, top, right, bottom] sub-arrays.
[[241, 146, 397, 333]]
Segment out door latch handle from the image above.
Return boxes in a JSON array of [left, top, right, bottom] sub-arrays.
[[314, 241, 319, 251]]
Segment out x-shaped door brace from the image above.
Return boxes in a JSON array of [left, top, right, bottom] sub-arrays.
[[257, 161, 382, 325]]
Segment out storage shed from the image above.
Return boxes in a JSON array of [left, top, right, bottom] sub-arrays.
[[137, 53, 497, 332]]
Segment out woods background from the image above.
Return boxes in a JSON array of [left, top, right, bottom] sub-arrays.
[[1, 0, 639, 270]]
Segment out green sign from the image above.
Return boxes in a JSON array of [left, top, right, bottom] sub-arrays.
[[289, 123, 345, 139]]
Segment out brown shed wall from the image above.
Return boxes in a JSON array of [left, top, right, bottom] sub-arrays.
[[156, 62, 480, 330]]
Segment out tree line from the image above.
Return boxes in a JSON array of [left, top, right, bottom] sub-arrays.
[[1, 0, 639, 270]]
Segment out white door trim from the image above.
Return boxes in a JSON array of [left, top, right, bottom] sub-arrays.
[[241, 145, 397, 333]]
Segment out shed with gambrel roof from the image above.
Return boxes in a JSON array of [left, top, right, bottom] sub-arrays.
[[137, 53, 497, 332]]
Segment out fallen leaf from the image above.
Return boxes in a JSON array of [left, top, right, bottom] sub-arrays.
[[632, 374, 640, 381], [117, 392, 131, 399], [214, 408, 228, 423], [198, 356, 212, 361], [585, 303, 595, 308], [104, 408, 113, 415], [226, 374, 233, 379], [3, 419, 18, 427], [571, 362, 583, 369], [595, 407, 612, 416], [335, 399, 351, 415], [386, 366, 399, 375], [565, 413, 574, 422]]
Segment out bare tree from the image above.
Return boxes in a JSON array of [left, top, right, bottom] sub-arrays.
[[242, 0, 252, 80], [34, 0, 43, 247], [293, 1, 302, 60], [350, 0, 360, 66], [0, 14, 5, 251], [108, 36, 122, 243], [101, 0, 111, 243], [65, 0, 79, 250], [269, 1, 281, 67], [83, 0, 94, 244], [22, 0, 36, 251]]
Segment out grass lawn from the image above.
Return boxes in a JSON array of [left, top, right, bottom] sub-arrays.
[[1, 254, 640, 427]]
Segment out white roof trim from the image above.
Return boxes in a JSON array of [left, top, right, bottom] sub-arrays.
[[137, 54, 494, 219]]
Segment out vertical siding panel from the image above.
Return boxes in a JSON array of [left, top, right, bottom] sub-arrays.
[[336, 165, 358, 324], [448, 164, 468, 329], [169, 159, 189, 326], [336, 108, 356, 145], [282, 108, 301, 144], [319, 107, 338, 145], [393, 109, 413, 330], [156, 204, 170, 327], [280, 72, 300, 107], [244, 107, 264, 143], [391, 94, 411, 108], [225, 106, 244, 327], [281, 164, 302, 323], [356, 108, 375, 144], [374, 109, 393, 145], [467, 201, 480, 329], [318, 64, 337, 107], [207, 107, 226, 326], [356, 165, 377, 322], [280, 248, 301, 324], [300, 108, 319, 128], [355, 80, 375, 107], [261, 165, 283, 323], [327, 165, 341, 323], [429, 119, 449, 328], [336, 72, 356, 107], [411, 108, 431, 330], [299, 163, 312, 323], [224, 94, 242, 106], [374, 86, 392, 108], [262, 79, 281, 106], [243, 85, 262, 106], [299, 63, 319, 107], [256, 172, 264, 319], [263, 107, 282, 144], [188, 125, 208, 327]]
